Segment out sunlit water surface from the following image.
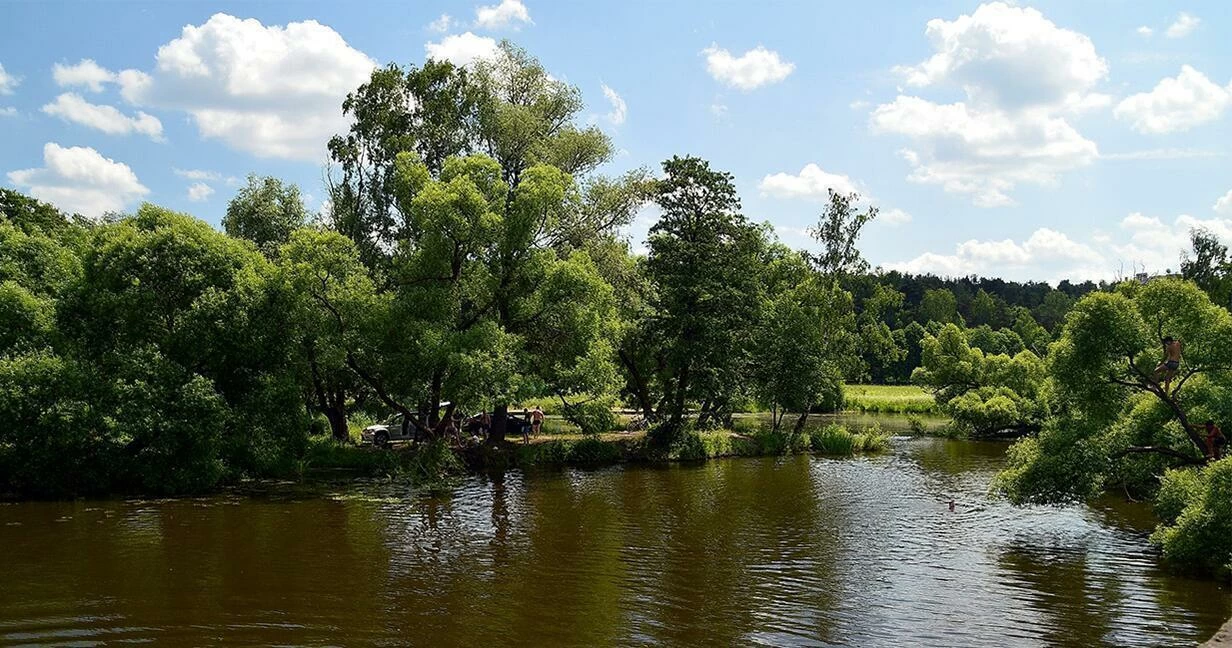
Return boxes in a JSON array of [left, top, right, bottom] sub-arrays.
[[1, 436, 1228, 647]]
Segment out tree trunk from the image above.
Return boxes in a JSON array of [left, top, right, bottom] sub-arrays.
[[619, 349, 656, 422], [793, 412, 810, 436], [487, 404, 509, 445]]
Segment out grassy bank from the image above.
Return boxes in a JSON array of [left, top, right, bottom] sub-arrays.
[[843, 384, 938, 414], [296, 423, 889, 487]]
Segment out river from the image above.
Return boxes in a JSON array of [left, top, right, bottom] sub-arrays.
[[1, 436, 1228, 647]]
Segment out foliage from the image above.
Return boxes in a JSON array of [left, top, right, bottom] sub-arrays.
[[223, 175, 308, 255], [913, 324, 1049, 435], [1150, 458, 1232, 577]]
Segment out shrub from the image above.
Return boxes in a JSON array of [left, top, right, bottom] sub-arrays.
[[1150, 458, 1232, 577]]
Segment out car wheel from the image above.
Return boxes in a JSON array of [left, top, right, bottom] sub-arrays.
[[375, 431, 389, 448]]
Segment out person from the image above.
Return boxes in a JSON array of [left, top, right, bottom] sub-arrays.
[[1190, 420, 1226, 460], [531, 405, 545, 438], [479, 411, 491, 440], [521, 409, 532, 444], [1154, 336, 1183, 392]]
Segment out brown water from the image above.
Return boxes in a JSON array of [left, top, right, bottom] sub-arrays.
[[1, 437, 1228, 647]]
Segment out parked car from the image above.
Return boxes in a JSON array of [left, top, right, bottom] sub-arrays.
[[362, 403, 462, 447], [360, 412, 421, 447]]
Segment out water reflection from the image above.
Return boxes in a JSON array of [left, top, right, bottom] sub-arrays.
[[0, 437, 1227, 647]]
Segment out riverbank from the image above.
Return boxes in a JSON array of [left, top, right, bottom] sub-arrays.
[[299, 423, 890, 486], [1204, 617, 1232, 647]]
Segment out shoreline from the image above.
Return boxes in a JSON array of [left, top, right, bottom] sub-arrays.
[[1203, 617, 1232, 647]]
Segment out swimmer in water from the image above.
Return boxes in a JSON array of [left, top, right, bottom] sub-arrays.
[[947, 499, 956, 512]]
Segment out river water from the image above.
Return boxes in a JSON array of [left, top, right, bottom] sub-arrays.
[[1, 436, 1228, 647]]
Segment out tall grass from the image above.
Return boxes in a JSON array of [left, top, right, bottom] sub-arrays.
[[842, 384, 939, 414]]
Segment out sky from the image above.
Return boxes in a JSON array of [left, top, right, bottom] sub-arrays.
[[2, 0, 1232, 284]]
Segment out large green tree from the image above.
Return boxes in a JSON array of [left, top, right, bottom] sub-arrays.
[[644, 156, 767, 443]]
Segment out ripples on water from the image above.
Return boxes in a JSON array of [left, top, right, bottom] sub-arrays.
[[0, 437, 1228, 647]]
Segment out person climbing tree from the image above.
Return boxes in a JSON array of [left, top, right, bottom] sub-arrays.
[[1190, 420, 1227, 460], [1153, 336, 1183, 392]]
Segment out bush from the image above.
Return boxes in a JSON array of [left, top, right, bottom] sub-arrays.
[[562, 399, 618, 435], [1150, 458, 1232, 577]]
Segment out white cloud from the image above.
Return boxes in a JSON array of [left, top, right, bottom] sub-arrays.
[[116, 13, 376, 161], [1166, 12, 1200, 38], [701, 44, 794, 91], [882, 208, 912, 225], [601, 83, 626, 126], [870, 97, 1098, 207], [52, 59, 116, 92], [1213, 190, 1232, 214], [425, 32, 500, 67], [475, 0, 532, 30], [897, 2, 1107, 110], [186, 182, 214, 202], [7, 143, 149, 218], [872, 3, 1106, 207], [759, 163, 860, 200], [1101, 148, 1223, 161], [0, 62, 19, 95], [886, 227, 1104, 280], [1137, 26, 1153, 37], [428, 14, 453, 33], [1114, 65, 1232, 134], [0, 107, 16, 118], [41, 93, 164, 141], [174, 168, 220, 181]]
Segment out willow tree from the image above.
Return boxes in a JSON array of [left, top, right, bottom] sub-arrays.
[[997, 279, 1232, 505]]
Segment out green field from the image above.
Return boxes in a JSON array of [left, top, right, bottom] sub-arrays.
[[843, 384, 938, 414]]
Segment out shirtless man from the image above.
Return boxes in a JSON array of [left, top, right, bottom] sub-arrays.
[[1154, 336, 1183, 392], [531, 406, 545, 438]]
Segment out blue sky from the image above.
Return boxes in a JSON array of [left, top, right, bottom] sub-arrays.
[[2, 0, 1231, 282]]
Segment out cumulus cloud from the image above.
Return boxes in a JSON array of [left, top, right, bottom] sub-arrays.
[[886, 227, 1104, 280], [882, 208, 912, 225], [897, 2, 1107, 109], [1215, 190, 1232, 214], [872, 2, 1107, 207], [885, 213, 1232, 281], [601, 83, 626, 126], [871, 97, 1098, 207], [1166, 12, 1200, 38], [428, 14, 453, 33], [7, 143, 149, 218], [1114, 66, 1232, 134], [41, 93, 164, 140], [475, 0, 532, 30], [186, 182, 214, 202], [1136, 26, 1153, 37], [425, 32, 500, 67], [0, 107, 16, 117], [759, 164, 860, 200], [114, 13, 376, 161], [52, 59, 116, 92], [702, 44, 794, 91], [0, 62, 19, 94]]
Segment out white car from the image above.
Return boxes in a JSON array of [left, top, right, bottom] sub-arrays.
[[361, 412, 422, 447]]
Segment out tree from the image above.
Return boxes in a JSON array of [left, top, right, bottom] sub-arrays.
[[919, 288, 961, 325], [223, 175, 308, 255], [913, 324, 1049, 436], [807, 190, 876, 279], [752, 248, 858, 433], [997, 279, 1232, 507], [645, 156, 766, 444], [1181, 227, 1232, 310], [1033, 290, 1073, 331]]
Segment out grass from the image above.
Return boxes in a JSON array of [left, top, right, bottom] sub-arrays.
[[843, 384, 939, 414]]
